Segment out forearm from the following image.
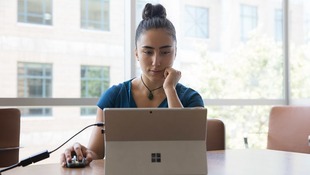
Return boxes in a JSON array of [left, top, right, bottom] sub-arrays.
[[87, 107, 105, 159], [164, 87, 183, 108], [87, 127, 104, 159]]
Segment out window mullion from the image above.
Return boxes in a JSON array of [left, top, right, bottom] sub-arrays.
[[283, 0, 290, 105]]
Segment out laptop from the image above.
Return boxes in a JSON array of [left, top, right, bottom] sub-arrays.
[[103, 108, 208, 175]]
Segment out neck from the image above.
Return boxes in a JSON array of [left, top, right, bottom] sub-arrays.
[[140, 76, 163, 100]]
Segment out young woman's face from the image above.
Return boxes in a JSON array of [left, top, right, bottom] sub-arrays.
[[135, 28, 176, 81]]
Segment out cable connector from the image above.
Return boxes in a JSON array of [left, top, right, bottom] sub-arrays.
[[95, 122, 104, 127], [19, 150, 50, 167]]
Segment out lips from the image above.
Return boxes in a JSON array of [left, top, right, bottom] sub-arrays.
[[150, 69, 163, 74]]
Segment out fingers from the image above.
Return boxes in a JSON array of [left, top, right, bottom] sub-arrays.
[[60, 153, 67, 167], [164, 68, 181, 78], [163, 68, 181, 89], [60, 142, 93, 167], [60, 146, 73, 167], [84, 149, 94, 165], [78, 144, 94, 165], [64, 146, 74, 160], [73, 143, 84, 161]]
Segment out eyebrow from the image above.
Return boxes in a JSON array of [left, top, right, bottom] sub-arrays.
[[141, 45, 172, 49]]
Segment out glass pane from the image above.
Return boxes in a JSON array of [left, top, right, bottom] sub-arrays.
[[86, 80, 101, 97], [240, 4, 258, 41], [208, 105, 271, 149], [27, 67, 43, 76], [80, 65, 110, 98], [81, 0, 110, 31], [184, 6, 209, 38], [1, 1, 124, 98], [154, 1, 284, 99], [81, 107, 97, 115], [290, 0, 310, 101], [18, 62, 53, 98], [0, 0, 299, 163], [21, 107, 52, 117], [17, 0, 53, 25], [28, 79, 44, 97], [19, 106, 96, 163], [275, 9, 283, 42], [46, 79, 52, 97], [154, 0, 283, 149]]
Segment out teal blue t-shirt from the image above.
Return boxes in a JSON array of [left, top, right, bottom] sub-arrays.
[[97, 79, 204, 109]]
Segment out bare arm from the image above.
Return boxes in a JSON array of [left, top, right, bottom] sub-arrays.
[[164, 87, 183, 108], [60, 107, 104, 166], [87, 107, 105, 159], [163, 68, 183, 108]]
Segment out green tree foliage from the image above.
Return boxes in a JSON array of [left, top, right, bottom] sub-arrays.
[[197, 33, 284, 148]]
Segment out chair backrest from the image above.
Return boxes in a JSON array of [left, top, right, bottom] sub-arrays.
[[0, 108, 21, 167], [206, 119, 225, 151], [267, 106, 310, 153]]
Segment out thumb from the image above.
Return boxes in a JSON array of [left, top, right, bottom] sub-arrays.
[[164, 69, 169, 78]]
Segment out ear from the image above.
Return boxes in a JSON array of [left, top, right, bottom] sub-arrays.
[[174, 47, 177, 59], [135, 48, 139, 61]]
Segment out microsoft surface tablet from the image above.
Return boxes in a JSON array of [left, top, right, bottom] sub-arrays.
[[104, 108, 207, 175]]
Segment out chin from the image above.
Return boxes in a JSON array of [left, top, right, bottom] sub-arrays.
[[148, 73, 164, 81]]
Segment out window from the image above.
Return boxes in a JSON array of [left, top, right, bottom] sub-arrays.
[[18, 0, 53, 25], [240, 4, 258, 41], [1, 0, 124, 164], [305, 13, 310, 43], [275, 9, 283, 42], [2, 0, 310, 164], [81, 0, 110, 31], [290, 1, 310, 101], [80, 65, 110, 115], [184, 5, 209, 38], [17, 62, 52, 116]]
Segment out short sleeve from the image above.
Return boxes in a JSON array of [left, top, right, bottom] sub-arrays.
[[96, 80, 135, 109], [96, 84, 123, 110], [176, 84, 204, 107]]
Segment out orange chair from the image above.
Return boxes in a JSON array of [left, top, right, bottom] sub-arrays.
[[207, 119, 225, 151], [0, 108, 21, 167], [267, 106, 310, 153]]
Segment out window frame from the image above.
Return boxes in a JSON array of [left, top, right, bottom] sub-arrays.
[[17, 0, 53, 25], [80, 65, 110, 98], [17, 62, 53, 116], [275, 8, 283, 42], [80, 65, 110, 115], [80, 0, 110, 31], [2, 0, 310, 109], [183, 5, 209, 39], [17, 62, 53, 98], [240, 4, 258, 41]]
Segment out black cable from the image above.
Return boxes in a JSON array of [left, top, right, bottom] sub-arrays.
[[49, 122, 104, 154], [0, 122, 104, 174], [0, 163, 19, 174]]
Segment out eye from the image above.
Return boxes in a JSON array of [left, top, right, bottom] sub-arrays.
[[160, 50, 171, 55], [143, 50, 153, 55]]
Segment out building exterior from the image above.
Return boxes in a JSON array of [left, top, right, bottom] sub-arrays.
[[0, 0, 309, 163]]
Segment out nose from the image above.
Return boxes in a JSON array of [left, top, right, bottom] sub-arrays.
[[152, 53, 161, 66]]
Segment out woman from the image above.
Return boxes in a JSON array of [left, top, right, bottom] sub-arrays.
[[60, 3, 204, 166]]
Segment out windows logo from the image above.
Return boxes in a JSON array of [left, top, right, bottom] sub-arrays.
[[151, 153, 161, 163]]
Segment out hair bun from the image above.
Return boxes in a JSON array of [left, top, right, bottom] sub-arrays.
[[142, 3, 167, 20]]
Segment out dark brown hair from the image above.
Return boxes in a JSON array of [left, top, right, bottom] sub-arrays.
[[135, 3, 177, 47]]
